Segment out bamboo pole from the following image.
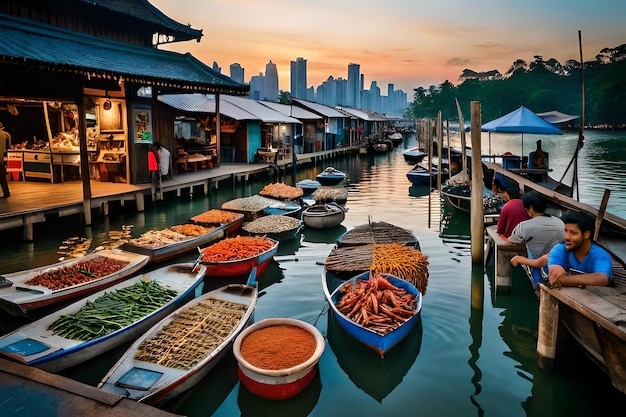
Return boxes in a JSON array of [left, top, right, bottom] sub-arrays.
[[470, 101, 484, 264]]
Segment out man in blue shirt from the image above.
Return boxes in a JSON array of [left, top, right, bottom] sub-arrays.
[[547, 211, 613, 289]]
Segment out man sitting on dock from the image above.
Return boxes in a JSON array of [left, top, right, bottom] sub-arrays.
[[547, 211, 613, 289], [508, 190, 564, 287]]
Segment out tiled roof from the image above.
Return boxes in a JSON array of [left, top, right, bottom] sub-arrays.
[[0, 14, 248, 95], [81, 0, 202, 42]]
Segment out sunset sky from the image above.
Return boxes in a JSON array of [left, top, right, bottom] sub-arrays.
[[151, 0, 625, 97]]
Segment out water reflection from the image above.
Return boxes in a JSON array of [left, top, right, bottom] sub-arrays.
[[408, 184, 432, 198], [326, 313, 422, 402]]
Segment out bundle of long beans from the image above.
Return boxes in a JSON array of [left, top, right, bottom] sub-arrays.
[[48, 280, 178, 341], [324, 245, 374, 273], [371, 243, 429, 295]]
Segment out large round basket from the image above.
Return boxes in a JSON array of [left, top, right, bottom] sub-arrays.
[[233, 318, 325, 400]]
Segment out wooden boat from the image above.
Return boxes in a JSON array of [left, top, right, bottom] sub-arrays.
[[402, 147, 427, 164], [387, 132, 404, 145], [0, 249, 150, 318], [406, 163, 446, 186], [322, 270, 422, 357], [302, 202, 346, 229], [316, 167, 346, 186], [189, 209, 245, 236], [122, 224, 226, 264], [371, 141, 389, 153], [296, 179, 321, 196], [97, 280, 257, 406], [201, 236, 279, 278], [0, 263, 207, 373]]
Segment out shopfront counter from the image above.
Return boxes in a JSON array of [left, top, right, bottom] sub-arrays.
[[7, 149, 91, 183]]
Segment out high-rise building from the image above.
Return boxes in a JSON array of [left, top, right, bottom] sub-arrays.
[[230, 63, 244, 84], [212, 61, 221, 74], [347, 63, 360, 108], [249, 72, 265, 101], [290, 57, 307, 99], [265, 60, 279, 102]]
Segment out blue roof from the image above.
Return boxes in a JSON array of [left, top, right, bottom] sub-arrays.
[[0, 14, 248, 95]]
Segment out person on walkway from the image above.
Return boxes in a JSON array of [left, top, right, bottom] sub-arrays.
[[496, 186, 528, 240], [508, 190, 564, 286], [547, 211, 613, 289], [0, 122, 12, 198], [148, 142, 162, 201]]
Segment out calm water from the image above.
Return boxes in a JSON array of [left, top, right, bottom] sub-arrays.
[[2, 130, 626, 416]]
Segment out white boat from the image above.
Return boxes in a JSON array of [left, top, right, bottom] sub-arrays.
[[0, 263, 206, 373], [302, 202, 346, 229], [98, 281, 257, 406], [0, 249, 150, 318]]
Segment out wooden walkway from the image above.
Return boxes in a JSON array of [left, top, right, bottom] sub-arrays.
[[0, 146, 360, 240]]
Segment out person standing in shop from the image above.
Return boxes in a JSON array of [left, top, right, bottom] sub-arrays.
[[0, 122, 11, 198]]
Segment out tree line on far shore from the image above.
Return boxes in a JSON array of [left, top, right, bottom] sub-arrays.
[[405, 44, 626, 129]]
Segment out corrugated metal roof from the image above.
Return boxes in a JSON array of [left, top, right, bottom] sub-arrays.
[[158, 94, 261, 121], [292, 98, 347, 118], [221, 96, 302, 124], [336, 107, 390, 122], [259, 101, 322, 120], [80, 0, 203, 41], [0, 14, 248, 95]]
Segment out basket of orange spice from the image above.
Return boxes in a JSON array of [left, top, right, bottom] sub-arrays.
[[233, 318, 325, 400]]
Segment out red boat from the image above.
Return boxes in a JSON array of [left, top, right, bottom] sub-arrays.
[[200, 236, 279, 277]]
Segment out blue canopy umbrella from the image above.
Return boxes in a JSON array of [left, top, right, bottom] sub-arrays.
[[481, 106, 563, 155]]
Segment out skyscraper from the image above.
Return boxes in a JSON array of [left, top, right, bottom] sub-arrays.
[[229, 63, 244, 84], [347, 63, 360, 108], [290, 57, 307, 99], [265, 60, 279, 101]]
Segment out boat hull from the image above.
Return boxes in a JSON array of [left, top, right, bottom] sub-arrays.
[[98, 283, 257, 406], [122, 224, 226, 264], [202, 238, 279, 277], [0, 263, 206, 373], [0, 249, 150, 317], [323, 271, 422, 357], [302, 203, 345, 229]]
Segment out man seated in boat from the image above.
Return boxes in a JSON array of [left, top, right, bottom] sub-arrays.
[[546, 211, 613, 289], [528, 140, 548, 170]]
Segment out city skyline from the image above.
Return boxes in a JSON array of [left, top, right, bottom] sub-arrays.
[[151, 0, 625, 96]]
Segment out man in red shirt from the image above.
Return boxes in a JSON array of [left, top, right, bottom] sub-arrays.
[[496, 186, 529, 241]]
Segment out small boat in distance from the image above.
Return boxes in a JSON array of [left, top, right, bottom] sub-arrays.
[[316, 167, 346, 186], [302, 202, 346, 229], [406, 163, 446, 186], [388, 131, 404, 145], [402, 147, 427, 164]]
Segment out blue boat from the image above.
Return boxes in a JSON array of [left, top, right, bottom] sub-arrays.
[[406, 162, 449, 186], [402, 147, 427, 164], [316, 167, 346, 186], [322, 270, 422, 358]]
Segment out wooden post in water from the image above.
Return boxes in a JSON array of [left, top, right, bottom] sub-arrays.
[[470, 101, 484, 264]]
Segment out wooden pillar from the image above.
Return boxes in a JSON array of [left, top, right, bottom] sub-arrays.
[[470, 101, 484, 264], [537, 286, 559, 371]]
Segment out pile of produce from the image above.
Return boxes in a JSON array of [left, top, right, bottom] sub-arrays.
[[48, 280, 178, 341], [201, 236, 276, 262], [259, 182, 303, 200], [242, 215, 302, 235], [371, 243, 429, 295], [134, 297, 247, 369], [311, 186, 348, 205], [24, 256, 130, 290], [335, 273, 417, 336], [222, 195, 278, 213], [190, 209, 243, 225], [127, 224, 214, 248]]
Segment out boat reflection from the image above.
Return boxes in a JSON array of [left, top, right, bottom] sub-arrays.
[[408, 184, 431, 198], [326, 311, 423, 402], [302, 225, 348, 244], [237, 364, 322, 417]]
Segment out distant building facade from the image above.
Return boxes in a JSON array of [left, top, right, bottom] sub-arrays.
[[290, 57, 307, 99], [230, 63, 244, 84], [264, 60, 279, 101]]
